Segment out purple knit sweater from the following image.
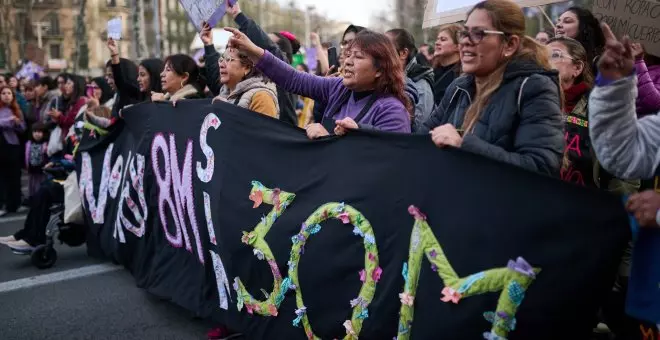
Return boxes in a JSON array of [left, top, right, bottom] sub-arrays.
[[0, 107, 26, 145], [635, 59, 660, 116], [256, 51, 411, 133]]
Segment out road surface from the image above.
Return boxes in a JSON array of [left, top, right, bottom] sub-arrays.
[[0, 213, 214, 340]]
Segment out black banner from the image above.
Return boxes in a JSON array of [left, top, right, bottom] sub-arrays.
[[77, 100, 630, 339]]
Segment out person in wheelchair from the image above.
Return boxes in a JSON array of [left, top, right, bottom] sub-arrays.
[[0, 135, 77, 253]]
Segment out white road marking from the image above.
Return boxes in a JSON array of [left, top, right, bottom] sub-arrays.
[[0, 215, 28, 224], [0, 263, 123, 294]]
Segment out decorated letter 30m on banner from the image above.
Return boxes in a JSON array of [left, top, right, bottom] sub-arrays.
[[77, 100, 630, 339]]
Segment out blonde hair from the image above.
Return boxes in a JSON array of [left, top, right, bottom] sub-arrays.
[[462, 0, 552, 133], [438, 23, 463, 45]]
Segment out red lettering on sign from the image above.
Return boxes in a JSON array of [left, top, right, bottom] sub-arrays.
[[565, 132, 582, 157]]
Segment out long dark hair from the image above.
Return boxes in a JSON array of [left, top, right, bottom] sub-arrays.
[[164, 54, 206, 93], [348, 30, 412, 114], [386, 28, 417, 65], [140, 58, 164, 93], [90, 76, 115, 105], [64, 74, 86, 104], [564, 7, 605, 64]]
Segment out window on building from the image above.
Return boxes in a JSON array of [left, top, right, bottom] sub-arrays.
[[107, 0, 117, 6], [45, 12, 60, 35], [0, 44, 6, 69], [49, 44, 61, 59]]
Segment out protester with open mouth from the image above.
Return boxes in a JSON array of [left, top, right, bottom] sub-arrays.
[[224, 27, 412, 139], [420, 0, 564, 176], [431, 23, 462, 107], [555, 7, 604, 69]]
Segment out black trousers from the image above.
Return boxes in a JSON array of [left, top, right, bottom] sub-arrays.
[[0, 137, 22, 212], [14, 180, 63, 246]]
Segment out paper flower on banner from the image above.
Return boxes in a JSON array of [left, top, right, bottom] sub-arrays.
[[507, 257, 536, 278], [407, 205, 427, 220], [364, 233, 375, 245], [441, 287, 462, 304], [246, 304, 254, 314], [372, 266, 383, 282], [232, 278, 240, 292], [249, 190, 263, 208], [268, 304, 278, 316], [241, 231, 256, 245], [357, 307, 369, 320], [338, 212, 351, 224], [429, 249, 437, 258], [486, 311, 517, 331], [272, 188, 281, 210], [335, 202, 346, 213], [350, 296, 367, 308], [307, 224, 322, 234], [483, 331, 508, 340], [291, 233, 306, 244], [431, 264, 438, 272], [359, 269, 366, 282], [292, 306, 306, 327], [253, 249, 265, 260], [402, 262, 409, 280], [368, 253, 376, 262], [343, 320, 356, 336], [508, 281, 525, 306], [353, 226, 364, 237], [399, 292, 415, 306]]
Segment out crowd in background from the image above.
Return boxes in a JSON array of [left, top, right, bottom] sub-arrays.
[[0, 0, 659, 338]]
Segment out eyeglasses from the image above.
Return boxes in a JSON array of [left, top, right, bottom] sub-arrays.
[[549, 50, 576, 61], [457, 29, 506, 44], [219, 55, 238, 63]]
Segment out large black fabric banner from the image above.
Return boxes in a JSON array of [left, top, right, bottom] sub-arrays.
[[76, 100, 630, 340]]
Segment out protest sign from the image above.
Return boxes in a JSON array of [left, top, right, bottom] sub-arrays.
[[179, 0, 237, 31], [424, 0, 566, 28], [592, 0, 660, 56], [78, 100, 630, 339], [107, 17, 122, 40]]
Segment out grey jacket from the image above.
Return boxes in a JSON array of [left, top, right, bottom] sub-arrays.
[[420, 58, 564, 175], [406, 58, 435, 131], [589, 75, 660, 179]]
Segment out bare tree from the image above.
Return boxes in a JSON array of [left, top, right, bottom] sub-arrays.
[[73, 0, 88, 72], [0, 0, 13, 70]]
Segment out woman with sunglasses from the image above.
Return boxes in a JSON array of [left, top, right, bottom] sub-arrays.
[[420, 0, 563, 175]]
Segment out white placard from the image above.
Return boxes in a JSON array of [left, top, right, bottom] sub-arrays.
[[425, 0, 566, 28], [107, 18, 122, 40]]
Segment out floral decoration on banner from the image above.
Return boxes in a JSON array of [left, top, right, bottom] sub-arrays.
[[396, 206, 541, 340], [233, 181, 296, 318], [285, 202, 380, 340]]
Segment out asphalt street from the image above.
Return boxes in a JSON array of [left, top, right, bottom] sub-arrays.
[[0, 213, 214, 340]]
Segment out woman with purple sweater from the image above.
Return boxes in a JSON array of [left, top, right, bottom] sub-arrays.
[[0, 86, 26, 216], [224, 27, 412, 138]]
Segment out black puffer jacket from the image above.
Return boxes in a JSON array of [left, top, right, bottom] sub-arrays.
[[420, 58, 564, 176]]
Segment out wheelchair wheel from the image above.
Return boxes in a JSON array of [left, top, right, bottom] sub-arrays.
[[31, 245, 58, 269]]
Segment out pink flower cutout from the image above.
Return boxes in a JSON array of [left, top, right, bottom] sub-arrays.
[[407, 205, 427, 221], [359, 269, 366, 282], [246, 304, 254, 314], [338, 212, 351, 224], [249, 190, 263, 208], [441, 287, 462, 304], [343, 320, 356, 336], [399, 292, 415, 306], [372, 266, 383, 282], [268, 304, 278, 316], [368, 253, 375, 262]]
